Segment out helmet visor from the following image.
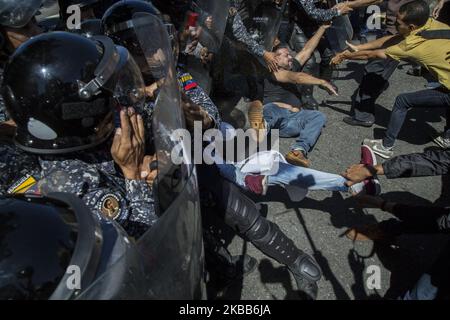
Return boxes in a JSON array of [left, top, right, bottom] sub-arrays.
[[0, 0, 43, 28], [110, 46, 146, 110]]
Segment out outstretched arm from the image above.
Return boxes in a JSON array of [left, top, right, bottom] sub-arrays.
[[295, 24, 329, 66], [273, 69, 338, 95], [331, 48, 387, 65]]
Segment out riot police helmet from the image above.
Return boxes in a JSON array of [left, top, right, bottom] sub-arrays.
[[102, 0, 177, 85], [0, 193, 103, 299], [1, 31, 146, 154]]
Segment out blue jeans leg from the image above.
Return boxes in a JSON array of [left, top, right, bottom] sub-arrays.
[[280, 110, 327, 154], [216, 162, 348, 192], [383, 89, 450, 148], [267, 162, 348, 192], [263, 103, 291, 129]]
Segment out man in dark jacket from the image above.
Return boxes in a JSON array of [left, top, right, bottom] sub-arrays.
[[341, 146, 450, 239], [341, 148, 450, 299]]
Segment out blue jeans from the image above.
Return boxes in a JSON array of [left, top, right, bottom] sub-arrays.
[[217, 162, 348, 192], [383, 88, 450, 148], [263, 103, 327, 155]]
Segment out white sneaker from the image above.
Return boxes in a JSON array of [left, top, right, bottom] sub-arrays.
[[433, 134, 450, 149], [349, 178, 381, 196], [363, 139, 394, 159]]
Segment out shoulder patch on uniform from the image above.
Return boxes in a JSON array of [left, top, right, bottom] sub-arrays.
[[178, 72, 198, 91], [7, 175, 38, 194], [98, 194, 121, 220]]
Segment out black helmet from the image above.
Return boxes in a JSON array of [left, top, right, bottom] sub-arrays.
[[0, 0, 44, 28], [58, 0, 98, 20], [72, 18, 104, 37], [102, 0, 160, 32], [0, 192, 135, 300], [102, 0, 164, 85], [0, 193, 101, 300], [2, 31, 146, 154]]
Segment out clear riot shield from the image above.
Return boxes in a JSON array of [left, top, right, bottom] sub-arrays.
[[250, 0, 288, 51], [66, 14, 204, 299], [75, 175, 203, 300], [131, 12, 204, 299], [325, 0, 354, 52], [33, 167, 203, 299], [185, 0, 230, 93], [131, 12, 193, 213]]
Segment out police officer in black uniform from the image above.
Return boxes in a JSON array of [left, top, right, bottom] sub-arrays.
[[0, 31, 157, 239]]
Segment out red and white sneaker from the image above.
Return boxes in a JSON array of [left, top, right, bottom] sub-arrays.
[[244, 174, 268, 195], [349, 144, 381, 195], [349, 178, 381, 196], [360, 144, 377, 166]]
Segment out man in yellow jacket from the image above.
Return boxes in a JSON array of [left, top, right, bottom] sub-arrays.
[[331, 0, 450, 158]]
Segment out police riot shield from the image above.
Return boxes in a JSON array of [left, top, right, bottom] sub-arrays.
[[249, 0, 287, 51], [131, 12, 204, 299], [75, 177, 204, 300], [25, 167, 202, 299], [67, 14, 204, 299], [185, 0, 230, 93], [325, 0, 354, 52], [130, 13, 192, 212]]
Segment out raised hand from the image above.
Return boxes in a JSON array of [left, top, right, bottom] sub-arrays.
[[111, 108, 145, 180]]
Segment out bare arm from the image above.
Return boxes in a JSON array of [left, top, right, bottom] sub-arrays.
[[345, 49, 387, 60], [274, 69, 327, 85], [331, 49, 387, 65], [273, 70, 338, 95], [349, 35, 401, 51], [295, 25, 328, 66]]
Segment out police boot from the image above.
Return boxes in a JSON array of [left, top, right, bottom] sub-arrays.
[[247, 220, 322, 300], [216, 179, 322, 298], [301, 85, 319, 110], [288, 252, 322, 300]]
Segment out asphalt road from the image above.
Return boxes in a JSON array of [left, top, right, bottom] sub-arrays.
[[213, 57, 449, 300]]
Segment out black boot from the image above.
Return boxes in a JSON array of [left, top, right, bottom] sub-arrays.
[[288, 252, 322, 300], [241, 212, 322, 300], [210, 176, 323, 299]]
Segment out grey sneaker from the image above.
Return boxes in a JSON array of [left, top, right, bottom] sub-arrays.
[[363, 139, 394, 159], [433, 134, 450, 149]]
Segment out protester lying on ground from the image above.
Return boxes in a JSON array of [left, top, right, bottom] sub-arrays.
[[248, 41, 339, 168], [214, 133, 381, 197]]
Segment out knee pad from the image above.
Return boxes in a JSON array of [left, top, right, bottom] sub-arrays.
[[290, 253, 322, 283], [222, 180, 261, 235]]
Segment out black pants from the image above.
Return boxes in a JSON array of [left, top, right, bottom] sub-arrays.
[[352, 57, 399, 123]]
